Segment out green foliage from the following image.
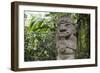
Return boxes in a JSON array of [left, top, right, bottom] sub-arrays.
[[24, 32, 57, 61], [76, 14, 90, 59], [24, 14, 57, 61]]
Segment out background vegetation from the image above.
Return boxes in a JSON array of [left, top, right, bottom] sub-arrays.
[[24, 11, 90, 61]]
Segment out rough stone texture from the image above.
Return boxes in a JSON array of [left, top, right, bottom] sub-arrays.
[[56, 16, 77, 60]]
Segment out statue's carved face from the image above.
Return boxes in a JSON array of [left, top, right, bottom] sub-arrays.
[[58, 17, 74, 37]]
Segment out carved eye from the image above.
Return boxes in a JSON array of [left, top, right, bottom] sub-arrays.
[[65, 23, 70, 26], [60, 22, 64, 24], [60, 21, 66, 24]]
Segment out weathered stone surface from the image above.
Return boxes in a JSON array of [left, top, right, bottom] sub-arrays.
[[56, 16, 77, 60]]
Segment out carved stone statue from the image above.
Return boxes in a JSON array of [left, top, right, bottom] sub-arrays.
[[56, 16, 77, 60]]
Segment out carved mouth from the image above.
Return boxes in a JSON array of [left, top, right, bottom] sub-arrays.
[[60, 29, 66, 32]]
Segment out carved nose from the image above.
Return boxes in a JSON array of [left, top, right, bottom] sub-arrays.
[[59, 24, 66, 31]]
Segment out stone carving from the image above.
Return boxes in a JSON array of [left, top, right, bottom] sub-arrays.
[[56, 16, 77, 60]]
